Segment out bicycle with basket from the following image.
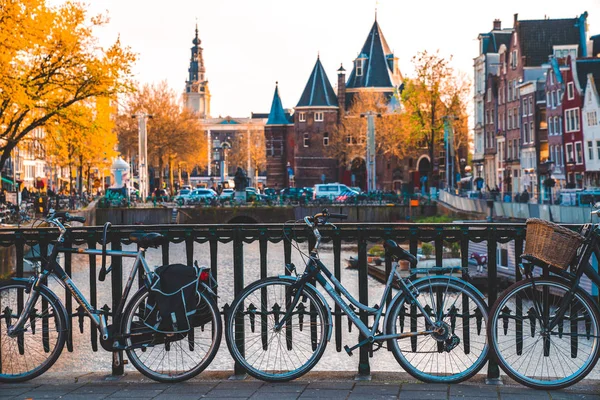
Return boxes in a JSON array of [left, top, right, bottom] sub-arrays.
[[487, 214, 600, 389]]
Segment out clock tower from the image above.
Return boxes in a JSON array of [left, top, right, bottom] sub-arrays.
[[184, 25, 210, 118]]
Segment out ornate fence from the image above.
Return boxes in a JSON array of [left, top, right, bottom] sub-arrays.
[[2, 222, 598, 379]]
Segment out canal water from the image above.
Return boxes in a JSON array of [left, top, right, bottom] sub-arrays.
[[24, 240, 600, 379]]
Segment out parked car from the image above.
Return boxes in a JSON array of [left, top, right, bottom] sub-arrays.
[[246, 187, 267, 203], [336, 188, 360, 203], [187, 188, 217, 204], [174, 189, 192, 205], [313, 183, 355, 201], [219, 188, 235, 200], [280, 187, 312, 202]]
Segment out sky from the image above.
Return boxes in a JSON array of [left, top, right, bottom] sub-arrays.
[[78, 0, 600, 118]]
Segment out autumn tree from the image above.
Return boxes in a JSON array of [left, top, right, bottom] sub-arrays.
[[399, 50, 469, 186], [226, 130, 266, 184], [44, 98, 117, 194], [0, 0, 135, 170], [328, 91, 408, 170], [115, 82, 207, 190]]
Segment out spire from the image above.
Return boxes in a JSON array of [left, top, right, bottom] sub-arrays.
[[296, 57, 338, 108], [188, 25, 205, 83], [346, 20, 402, 89], [193, 23, 200, 46], [267, 82, 292, 125]]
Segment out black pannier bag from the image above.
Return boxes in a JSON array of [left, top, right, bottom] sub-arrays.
[[143, 263, 201, 333]]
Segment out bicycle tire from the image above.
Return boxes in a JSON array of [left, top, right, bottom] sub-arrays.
[[225, 277, 330, 382], [0, 280, 67, 383], [123, 286, 222, 383], [386, 277, 489, 383], [488, 277, 600, 390]]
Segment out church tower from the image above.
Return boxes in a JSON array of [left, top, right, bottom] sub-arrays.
[[184, 25, 211, 118]]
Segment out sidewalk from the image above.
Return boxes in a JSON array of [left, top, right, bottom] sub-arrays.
[[1, 371, 599, 400]]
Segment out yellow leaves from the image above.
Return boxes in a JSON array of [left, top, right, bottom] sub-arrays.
[[0, 0, 135, 168]]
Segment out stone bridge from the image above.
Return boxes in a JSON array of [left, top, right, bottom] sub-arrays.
[[95, 204, 438, 225]]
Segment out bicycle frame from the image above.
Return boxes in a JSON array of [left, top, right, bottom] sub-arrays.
[[278, 253, 437, 347], [8, 232, 153, 344]]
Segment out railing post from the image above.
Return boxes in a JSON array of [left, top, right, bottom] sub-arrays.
[[486, 227, 501, 384], [357, 229, 371, 379], [110, 235, 124, 376], [232, 227, 246, 377]]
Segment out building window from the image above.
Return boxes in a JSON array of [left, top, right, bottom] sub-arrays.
[[576, 142, 583, 164], [529, 97, 533, 115], [588, 111, 598, 126], [299, 112, 306, 122], [522, 98, 527, 116], [566, 143, 574, 163], [548, 117, 554, 135], [567, 82, 575, 100], [303, 133, 309, 147], [323, 132, 329, 146], [557, 89, 562, 105], [552, 91, 557, 109], [523, 122, 529, 143], [597, 141, 600, 160], [356, 59, 363, 76], [588, 141, 594, 160], [565, 108, 580, 132], [487, 88, 491, 102], [508, 109, 513, 130], [314, 112, 324, 122], [558, 117, 562, 134]]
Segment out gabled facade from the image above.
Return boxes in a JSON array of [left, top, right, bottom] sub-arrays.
[[475, 19, 512, 188], [582, 74, 600, 185], [562, 57, 588, 187], [545, 57, 567, 192]]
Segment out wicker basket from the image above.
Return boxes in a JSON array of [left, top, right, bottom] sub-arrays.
[[522, 218, 584, 270]]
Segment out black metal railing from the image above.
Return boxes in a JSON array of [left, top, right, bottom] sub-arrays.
[[1, 223, 598, 379]]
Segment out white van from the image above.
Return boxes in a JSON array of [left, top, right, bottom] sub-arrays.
[[313, 183, 356, 200]]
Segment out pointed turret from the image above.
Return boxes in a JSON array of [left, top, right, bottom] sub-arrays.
[[267, 83, 292, 125], [296, 57, 338, 108], [346, 20, 402, 90]]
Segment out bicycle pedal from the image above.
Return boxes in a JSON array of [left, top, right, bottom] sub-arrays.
[[444, 335, 460, 352], [344, 345, 353, 356]]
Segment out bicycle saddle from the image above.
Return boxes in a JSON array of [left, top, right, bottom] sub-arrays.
[[383, 240, 418, 265], [129, 232, 165, 248]]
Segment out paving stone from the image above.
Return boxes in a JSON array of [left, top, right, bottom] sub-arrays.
[[162, 384, 216, 394], [214, 381, 263, 390], [107, 389, 164, 398], [58, 394, 111, 400], [0, 388, 32, 397], [70, 386, 121, 395], [153, 395, 204, 400], [449, 384, 498, 396], [401, 383, 449, 391], [399, 391, 448, 400], [499, 394, 550, 400], [351, 385, 400, 395], [546, 394, 600, 400], [249, 392, 301, 400], [298, 389, 352, 398], [347, 395, 398, 400], [449, 397, 497, 400], [203, 389, 258, 398], [257, 383, 307, 393], [306, 382, 354, 390]]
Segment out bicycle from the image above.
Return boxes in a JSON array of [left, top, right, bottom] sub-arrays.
[[225, 209, 489, 383], [487, 216, 600, 390], [0, 210, 222, 383]]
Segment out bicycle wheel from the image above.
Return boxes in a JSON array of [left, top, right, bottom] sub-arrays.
[[387, 277, 489, 383], [0, 280, 67, 382], [123, 286, 222, 382], [225, 277, 330, 382], [488, 277, 600, 390]]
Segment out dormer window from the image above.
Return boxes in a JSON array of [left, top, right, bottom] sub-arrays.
[[356, 58, 364, 76], [314, 112, 324, 122], [299, 112, 306, 122]]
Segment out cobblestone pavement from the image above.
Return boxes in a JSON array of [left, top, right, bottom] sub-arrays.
[[0, 372, 599, 400]]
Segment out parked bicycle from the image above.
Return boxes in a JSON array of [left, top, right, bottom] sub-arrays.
[[0, 211, 222, 383], [225, 209, 489, 383], [488, 215, 600, 389]]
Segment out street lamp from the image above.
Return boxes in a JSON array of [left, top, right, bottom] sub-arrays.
[[442, 115, 459, 191], [132, 113, 153, 201], [220, 140, 231, 185], [360, 111, 381, 192]]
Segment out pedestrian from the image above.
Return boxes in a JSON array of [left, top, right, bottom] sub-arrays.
[[521, 189, 530, 203]]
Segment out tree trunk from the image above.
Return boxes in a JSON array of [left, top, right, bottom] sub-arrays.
[[86, 165, 91, 194], [157, 152, 164, 191], [77, 155, 83, 196], [168, 155, 174, 191]]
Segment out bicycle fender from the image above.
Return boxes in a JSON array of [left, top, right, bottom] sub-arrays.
[[277, 275, 333, 342], [382, 275, 485, 332]]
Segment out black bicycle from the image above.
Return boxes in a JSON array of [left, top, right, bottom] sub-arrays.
[[0, 211, 222, 382]]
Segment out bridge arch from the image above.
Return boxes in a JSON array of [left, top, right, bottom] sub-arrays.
[[227, 215, 259, 224]]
